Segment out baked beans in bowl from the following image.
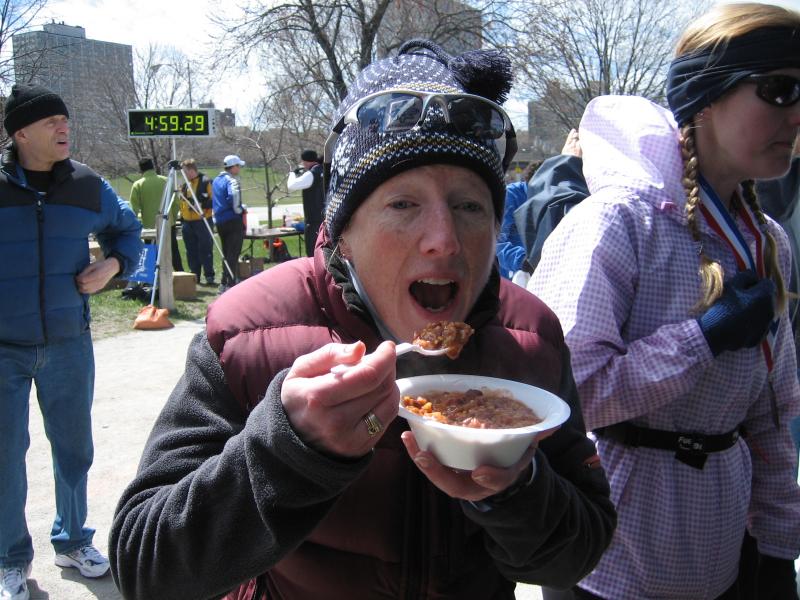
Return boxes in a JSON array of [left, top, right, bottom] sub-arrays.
[[396, 375, 570, 470]]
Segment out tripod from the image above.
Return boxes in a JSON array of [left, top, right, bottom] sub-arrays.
[[151, 160, 235, 307]]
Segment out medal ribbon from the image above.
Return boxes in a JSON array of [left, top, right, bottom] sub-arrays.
[[697, 175, 778, 372]]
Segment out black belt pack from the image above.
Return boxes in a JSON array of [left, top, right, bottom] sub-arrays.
[[595, 422, 740, 469]]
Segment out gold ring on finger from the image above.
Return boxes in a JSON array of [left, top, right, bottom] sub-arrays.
[[363, 411, 383, 437]]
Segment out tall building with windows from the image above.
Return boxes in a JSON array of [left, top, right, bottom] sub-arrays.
[[526, 78, 599, 160], [527, 98, 567, 160], [199, 102, 237, 128], [11, 22, 134, 163]]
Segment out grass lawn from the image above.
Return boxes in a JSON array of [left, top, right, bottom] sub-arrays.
[[90, 165, 305, 340], [107, 166, 301, 210], [88, 227, 288, 340]]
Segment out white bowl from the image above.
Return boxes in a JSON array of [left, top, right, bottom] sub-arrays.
[[396, 374, 571, 470]]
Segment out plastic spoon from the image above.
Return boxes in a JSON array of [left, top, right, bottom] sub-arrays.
[[394, 342, 449, 357], [331, 342, 449, 375]]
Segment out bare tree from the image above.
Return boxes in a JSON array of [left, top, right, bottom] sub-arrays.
[[134, 46, 181, 173], [0, 0, 51, 146], [513, 0, 709, 132], [227, 129, 288, 227], [88, 44, 214, 178], [376, 0, 487, 57], [211, 0, 515, 137], [219, 85, 325, 226], [0, 0, 49, 89], [211, 0, 392, 133]]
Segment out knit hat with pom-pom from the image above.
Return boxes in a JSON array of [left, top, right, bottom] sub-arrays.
[[324, 39, 515, 242]]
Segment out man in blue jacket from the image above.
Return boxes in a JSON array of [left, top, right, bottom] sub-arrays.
[[0, 84, 142, 600], [212, 154, 245, 293]]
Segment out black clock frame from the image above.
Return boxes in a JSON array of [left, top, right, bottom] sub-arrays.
[[127, 108, 216, 138]]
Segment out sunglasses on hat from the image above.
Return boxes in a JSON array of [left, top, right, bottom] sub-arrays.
[[744, 73, 800, 107], [323, 88, 517, 184]]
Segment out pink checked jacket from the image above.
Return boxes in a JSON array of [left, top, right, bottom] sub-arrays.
[[530, 95, 800, 600]]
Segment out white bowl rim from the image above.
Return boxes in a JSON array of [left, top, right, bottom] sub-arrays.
[[396, 374, 570, 434]]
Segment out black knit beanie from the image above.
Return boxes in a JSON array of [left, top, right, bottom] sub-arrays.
[[138, 157, 155, 172], [4, 83, 69, 136], [324, 39, 515, 242], [301, 149, 319, 162]]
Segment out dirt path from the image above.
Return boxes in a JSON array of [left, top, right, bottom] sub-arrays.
[[25, 320, 204, 599]]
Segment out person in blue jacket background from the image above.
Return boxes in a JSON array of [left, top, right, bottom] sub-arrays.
[[0, 83, 142, 600], [495, 160, 539, 279], [212, 154, 246, 293]]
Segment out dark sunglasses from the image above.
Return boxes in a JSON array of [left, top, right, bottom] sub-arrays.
[[323, 88, 517, 184], [745, 73, 800, 107]]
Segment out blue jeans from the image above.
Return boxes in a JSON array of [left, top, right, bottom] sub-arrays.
[[182, 218, 215, 283], [0, 332, 95, 567]]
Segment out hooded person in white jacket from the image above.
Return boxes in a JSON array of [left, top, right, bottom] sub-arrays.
[[530, 4, 800, 598]]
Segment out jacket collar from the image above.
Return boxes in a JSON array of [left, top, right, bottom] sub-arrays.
[[1, 143, 75, 188]]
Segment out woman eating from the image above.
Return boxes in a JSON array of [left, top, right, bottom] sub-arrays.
[[109, 40, 615, 600]]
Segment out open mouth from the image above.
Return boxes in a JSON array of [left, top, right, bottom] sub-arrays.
[[409, 278, 457, 313]]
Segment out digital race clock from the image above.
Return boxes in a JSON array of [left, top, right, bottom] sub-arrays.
[[127, 108, 216, 138]]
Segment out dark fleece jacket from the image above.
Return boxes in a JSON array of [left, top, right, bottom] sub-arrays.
[[109, 249, 615, 600]]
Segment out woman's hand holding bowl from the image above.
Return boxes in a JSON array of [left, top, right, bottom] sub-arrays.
[[400, 427, 559, 502]]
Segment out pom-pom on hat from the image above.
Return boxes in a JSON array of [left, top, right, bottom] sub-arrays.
[[324, 39, 515, 242], [3, 83, 69, 136]]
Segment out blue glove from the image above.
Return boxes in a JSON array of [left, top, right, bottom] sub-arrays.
[[697, 269, 775, 357]]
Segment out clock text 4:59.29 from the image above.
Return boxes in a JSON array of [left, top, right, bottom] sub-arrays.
[[127, 108, 216, 138]]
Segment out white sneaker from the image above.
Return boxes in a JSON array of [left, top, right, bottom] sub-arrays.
[[54, 545, 109, 578], [0, 564, 30, 600]]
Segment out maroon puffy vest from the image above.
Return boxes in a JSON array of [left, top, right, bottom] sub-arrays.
[[207, 253, 568, 600]]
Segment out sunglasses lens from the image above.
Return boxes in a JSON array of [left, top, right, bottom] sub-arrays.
[[757, 76, 800, 107], [447, 98, 506, 139], [356, 93, 423, 133]]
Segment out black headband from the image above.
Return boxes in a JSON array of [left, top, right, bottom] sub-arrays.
[[667, 26, 800, 126]]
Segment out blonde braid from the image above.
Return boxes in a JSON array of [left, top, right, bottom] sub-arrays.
[[740, 180, 788, 313], [680, 124, 725, 312]]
